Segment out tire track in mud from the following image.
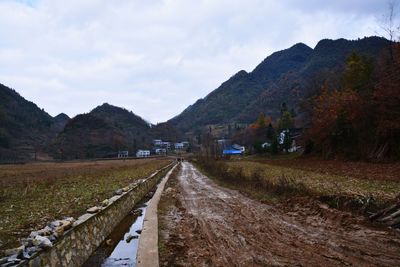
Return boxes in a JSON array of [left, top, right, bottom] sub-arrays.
[[162, 162, 400, 267]]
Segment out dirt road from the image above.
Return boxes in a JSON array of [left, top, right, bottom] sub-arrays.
[[159, 162, 400, 266]]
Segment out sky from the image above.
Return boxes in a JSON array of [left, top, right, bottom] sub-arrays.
[[0, 0, 395, 123]]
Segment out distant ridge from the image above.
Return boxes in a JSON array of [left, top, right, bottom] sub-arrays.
[[50, 103, 152, 159], [0, 83, 57, 160], [169, 36, 390, 133]]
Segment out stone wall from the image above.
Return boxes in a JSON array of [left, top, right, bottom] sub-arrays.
[[18, 162, 174, 267]]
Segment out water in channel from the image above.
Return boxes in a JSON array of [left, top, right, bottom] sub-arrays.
[[82, 191, 154, 267]]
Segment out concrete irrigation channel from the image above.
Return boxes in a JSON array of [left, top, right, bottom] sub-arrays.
[[8, 162, 177, 267], [82, 163, 178, 267]]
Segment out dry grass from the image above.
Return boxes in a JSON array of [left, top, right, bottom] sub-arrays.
[[227, 160, 400, 202], [250, 157, 400, 182], [0, 158, 171, 250]]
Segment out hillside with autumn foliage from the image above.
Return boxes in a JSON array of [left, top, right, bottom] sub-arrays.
[[306, 43, 400, 160], [169, 37, 390, 134]]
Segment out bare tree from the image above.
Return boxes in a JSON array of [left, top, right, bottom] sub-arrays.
[[379, 0, 400, 60]]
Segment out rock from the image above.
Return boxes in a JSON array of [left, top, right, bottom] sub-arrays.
[[29, 231, 38, 239], [33, 235, 52, 249], [64, 217, 75, 223], [49, 220, 62, 229], [0, 257, 8, 266], [37, 226, 52, 236], [25, 246, 38, 255], [7, 253, 21, 262], [86, 206, 101, 214], [60, 219, 73, 231], [101, 199, 109, 207], [3, 245, 24, 257], [126, 234, 138, 243], [48, 235, 57, 242], [122, 186, 130, 192], [131, 209, 143, 217], [20, 238, 33, 248], [22, 250, 31, 259], [114, 189, 123, 195], [0, 257, 8, 264], [54, 227, 64, 238]]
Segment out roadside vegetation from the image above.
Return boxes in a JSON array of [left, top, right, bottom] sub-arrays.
[[0, 158, 171, 251], [195, 157, 400, 214]]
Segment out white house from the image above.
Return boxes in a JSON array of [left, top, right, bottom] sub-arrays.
[[175, 142, 184, 150], [279, 130, 289, 145], [118, 151, 129, 158], [136, 150, 150, 158], [181, 141, 190, 147], [155, 148, 166, 155], [153, 139, 163, 146], [161, 142, 171, 150]]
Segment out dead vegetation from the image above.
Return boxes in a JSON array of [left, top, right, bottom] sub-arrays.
[[0, 158, 171, 251], [195, 157, 400, 221], [370, 202, 400, 228]]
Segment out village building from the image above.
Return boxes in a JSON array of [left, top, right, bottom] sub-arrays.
[[155, 148, 167, 155], [181, 141, 190, 148], [118, 151, 129, 158], [153, 139, 163, 146], [161, 142, 171, 150], [232, 144, 245, 153], [136, 150, 150, 158], [222, 148, 243, 156], [175, 142, 184, 150]]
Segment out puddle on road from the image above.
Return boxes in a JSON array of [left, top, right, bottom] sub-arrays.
[[82, 192, 154, 267]]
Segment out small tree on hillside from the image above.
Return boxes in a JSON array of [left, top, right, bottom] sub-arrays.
[[266, 123, 275, 140], [278, 111, 294, 130], [256, 112, 266, 128], [271, 133, 279, 155]]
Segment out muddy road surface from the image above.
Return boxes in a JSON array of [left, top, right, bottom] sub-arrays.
[[159, 162, 400, 266]]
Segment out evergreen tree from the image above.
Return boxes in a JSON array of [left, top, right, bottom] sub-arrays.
[[280, 102, 288, 116], [266, 123, 275, 140], [256, 112, 266, 128], [271, 133, 279, 154], [278, 111, 294, 130]]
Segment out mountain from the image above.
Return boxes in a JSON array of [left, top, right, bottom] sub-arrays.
[[51, 113, 70, 134], [150, 122, 184, 143], [50, 103, 155, 159], [0, 83, 59, 161], [169, 37, 390, 133]]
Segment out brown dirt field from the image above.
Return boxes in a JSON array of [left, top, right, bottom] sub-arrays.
[[159, 162, 400, 267], [251, 157, 400, 182], [0, 158, 171, 251]]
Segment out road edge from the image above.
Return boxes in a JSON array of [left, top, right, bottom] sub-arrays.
[[136, 162, 178, 267]]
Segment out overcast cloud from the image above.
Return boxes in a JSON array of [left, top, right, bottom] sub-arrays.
[[0, 0, 393, 123]]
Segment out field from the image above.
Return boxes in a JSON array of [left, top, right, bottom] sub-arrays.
[[0, 158, 171, 251], [225, 158, 400, 204]]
